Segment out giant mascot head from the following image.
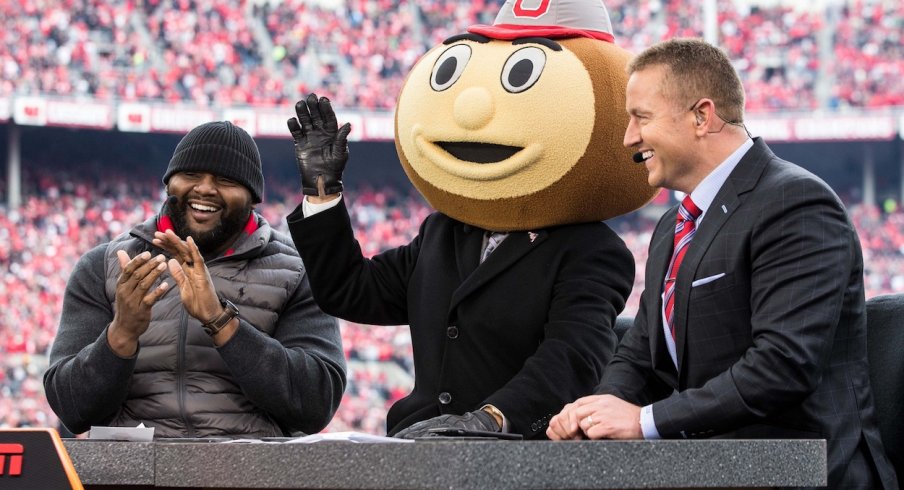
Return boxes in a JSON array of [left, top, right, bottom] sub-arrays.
[[394, 0, 658, 231]]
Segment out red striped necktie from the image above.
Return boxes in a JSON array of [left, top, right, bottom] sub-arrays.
[[663, 196, 702, 341]]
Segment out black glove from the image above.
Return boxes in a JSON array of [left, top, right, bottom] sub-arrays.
[[393, 410, 501, 439], [287, 93, 352, 196]]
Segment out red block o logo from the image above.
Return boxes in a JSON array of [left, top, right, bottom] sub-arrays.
[[512, 0, 551, 18]]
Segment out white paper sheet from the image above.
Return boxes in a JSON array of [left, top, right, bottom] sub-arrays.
[[89, 423, 155, 441], [285, 431, 413, 444]]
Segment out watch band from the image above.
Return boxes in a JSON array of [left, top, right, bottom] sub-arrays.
[[202, 298, 239, 336]]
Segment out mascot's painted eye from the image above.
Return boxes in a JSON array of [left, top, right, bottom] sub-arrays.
[[501, 47, 546, 93], [431, 44, 472, 92]]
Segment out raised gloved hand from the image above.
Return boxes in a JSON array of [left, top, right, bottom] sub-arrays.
[[287, 93, 352, 196], [393, 409, 501, 439]]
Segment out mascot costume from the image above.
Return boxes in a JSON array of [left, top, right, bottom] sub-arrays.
[[287, 0, 657, 439]]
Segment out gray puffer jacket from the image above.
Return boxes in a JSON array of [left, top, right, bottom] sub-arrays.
[[44, 213, 346, 438]]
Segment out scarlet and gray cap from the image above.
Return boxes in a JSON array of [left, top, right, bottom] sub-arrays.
[[163, 121, 264, 203], [468, 0, 614, 42]]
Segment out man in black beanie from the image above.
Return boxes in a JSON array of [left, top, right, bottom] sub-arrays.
[[44, 121, 347, 438]]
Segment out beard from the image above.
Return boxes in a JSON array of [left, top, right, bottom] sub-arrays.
[[167, 196, 253, 256]]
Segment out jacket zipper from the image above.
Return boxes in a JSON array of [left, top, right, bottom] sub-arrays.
[[177, 308, 195, 437]]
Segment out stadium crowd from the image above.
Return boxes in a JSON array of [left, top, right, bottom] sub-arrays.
[[1, 0, 901, 111], [1, 166, 903, 434]]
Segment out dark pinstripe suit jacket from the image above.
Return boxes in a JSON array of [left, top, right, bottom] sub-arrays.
[[598, 138, 898, 489]]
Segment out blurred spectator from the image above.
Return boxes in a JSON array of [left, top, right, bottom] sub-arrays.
[[830, 0, 904, 108]]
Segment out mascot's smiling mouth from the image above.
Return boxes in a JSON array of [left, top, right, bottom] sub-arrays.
[[436, 142, 522, 164]]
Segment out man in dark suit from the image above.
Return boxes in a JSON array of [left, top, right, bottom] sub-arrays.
[[547, 39, 898, 489], [285, 95, 635, 440]]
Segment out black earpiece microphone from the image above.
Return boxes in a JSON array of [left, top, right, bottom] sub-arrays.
[[161, 195, 178, 215], [632, 151, 653, 163]]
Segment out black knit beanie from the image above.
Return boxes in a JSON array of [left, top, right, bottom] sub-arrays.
[[163, 121, 264, 203]]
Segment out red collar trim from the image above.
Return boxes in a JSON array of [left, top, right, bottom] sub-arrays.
[[225, 214, 259, 257], [157, 214, 175, 233]]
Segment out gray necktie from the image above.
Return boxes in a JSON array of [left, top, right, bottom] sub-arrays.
[[480, 232, 508, 263]]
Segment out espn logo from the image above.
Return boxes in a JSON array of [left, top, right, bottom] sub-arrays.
[[0, 443, 24, 476]]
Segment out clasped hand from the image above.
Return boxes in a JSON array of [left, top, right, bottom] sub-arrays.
[[287, 93, 352, 197], [546, 394, 642, 440]]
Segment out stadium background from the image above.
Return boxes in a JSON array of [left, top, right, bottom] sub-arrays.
[[1, 0, 902, 435]]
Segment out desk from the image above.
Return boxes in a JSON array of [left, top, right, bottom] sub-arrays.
[[63, 438, 825, 489]]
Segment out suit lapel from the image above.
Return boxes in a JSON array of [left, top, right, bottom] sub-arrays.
[[449, 230, 548, 311], [647, 211, 680, 384], [673, 139, 773, 373], [453, 224, 483, 282]]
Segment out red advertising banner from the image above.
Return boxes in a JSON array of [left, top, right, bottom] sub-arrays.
[[2, 95, 900, 143], [222, 109, 258, 137], [745, 117, 793, 142], [251, 109, 370, 141], [360, 112, 394, 141], [14, 97, 114, 129], [117, 103, 152, 133], [46, 99, 114, 129], [148, 106, 218, 133], [745, 114, 897, 142], [13, 97, 47, 126], [792, 115, 896, 141]]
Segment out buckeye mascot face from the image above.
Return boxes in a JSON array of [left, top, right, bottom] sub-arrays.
[[394, 0, 658, 231]]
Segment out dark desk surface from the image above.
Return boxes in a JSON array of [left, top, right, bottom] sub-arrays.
[[63, 438, 826, 489]]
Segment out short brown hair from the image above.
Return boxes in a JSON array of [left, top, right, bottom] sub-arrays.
[[628, 38, 745, 123]]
